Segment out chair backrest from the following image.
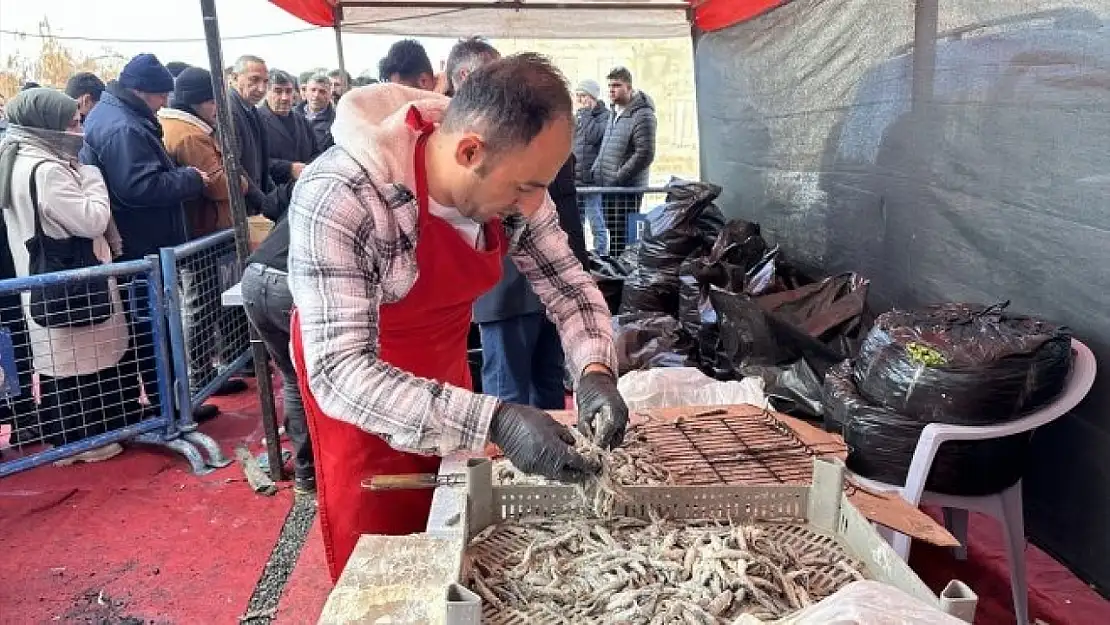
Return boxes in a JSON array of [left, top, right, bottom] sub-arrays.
[[981, 338, 1097, 437]]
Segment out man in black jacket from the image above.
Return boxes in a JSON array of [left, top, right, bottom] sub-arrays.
[[590, 66, 657, 255], [229, 55, 287, 222], [260, 69, 319, 186], [572, 79, 610, 252], [462, 40, 590, 409], [297, 74, 335, 153]]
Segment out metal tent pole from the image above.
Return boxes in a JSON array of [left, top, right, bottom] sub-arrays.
[[911, 0, 939, 111], [198, 0, 285, 482], [334, 4, 348, 79]]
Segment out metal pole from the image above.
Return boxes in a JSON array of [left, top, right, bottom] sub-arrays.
[[198, 0, 285, 482], [911, 0, 939, 112], [334, 4, 347, 80]]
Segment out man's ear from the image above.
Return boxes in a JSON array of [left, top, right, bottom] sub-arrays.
[[453, 134, 485, 169]]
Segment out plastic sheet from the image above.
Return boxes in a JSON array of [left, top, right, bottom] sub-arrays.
[[619, 180, 726, 316], [826, 362, 1032, 496], [616, 366, 767, 412], [854, 302, 1072, 424], [613, 313, 685, 376], [730, 580, 968, 625]]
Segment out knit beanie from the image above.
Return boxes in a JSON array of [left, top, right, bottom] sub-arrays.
[[165, 62, 190, 78], [119, 53, 175, 94], [575, 79, 601, 101], [174, 67, 215, 106]]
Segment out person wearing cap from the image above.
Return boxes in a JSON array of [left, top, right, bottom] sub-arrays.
[[573, 79, 610, 253], [80, 53, 210, 421], [80, 53, 207, 259], [64, 72, 106, 124]]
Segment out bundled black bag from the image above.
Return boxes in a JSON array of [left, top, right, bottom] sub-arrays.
[[23, 162, 113, 328], [853, 302, 1072, 424], [710, 273, 870, 378], [619, 180, 725, 316], [824, 361, 1032, 496], [613, 312, 685, 375]]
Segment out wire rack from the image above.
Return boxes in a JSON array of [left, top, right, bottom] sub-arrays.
[[637, 409, 851, 489]]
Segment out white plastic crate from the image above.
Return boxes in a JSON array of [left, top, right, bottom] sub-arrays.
[[426, 457, 977, 624]]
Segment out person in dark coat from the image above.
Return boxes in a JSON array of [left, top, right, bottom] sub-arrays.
[[228, 55, 286, 221], [463, 42, 590, 409], [80, 53, 206, 260], [79, 53, 209, 420], [589, 66, 657, 255], [572, 79, 610, 252], [296, 74, 335, 153], [260, 69, 318, 186], [572, 79, 609, 185]]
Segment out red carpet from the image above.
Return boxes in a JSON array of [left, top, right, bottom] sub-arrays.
[[0, 378, 304, 625], [1, 378, 1107, 624]]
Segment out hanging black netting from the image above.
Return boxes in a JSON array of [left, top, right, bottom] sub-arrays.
[[853, 302, 1072, 424], [825, 359, 1032, 496]]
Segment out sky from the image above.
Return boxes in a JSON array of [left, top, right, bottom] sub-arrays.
[[0, 0, 457, 78]]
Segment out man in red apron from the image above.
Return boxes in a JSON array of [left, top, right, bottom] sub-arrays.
[[286, 54, 629, 582]]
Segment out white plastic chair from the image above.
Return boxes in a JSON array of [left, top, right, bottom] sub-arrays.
[[852, 338, 1097, 625]]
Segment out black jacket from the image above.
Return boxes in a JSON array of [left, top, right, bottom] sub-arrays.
[[247, 214, 289, 272], [297, 101, 335, 154], [259, 102, 319, 186], [473, 156, 588, 324], [573, 102, 610, 185], [591, 90, 657, 188], [229, 89, 286, 221], [80, 83, 203, 259]]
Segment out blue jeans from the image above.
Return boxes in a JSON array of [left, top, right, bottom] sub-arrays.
[[582, 193, 608, 255], [479, 313, 566, 410]]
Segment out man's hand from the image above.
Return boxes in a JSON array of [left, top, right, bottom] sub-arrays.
[[190, 167, 212, 186], [291, 162, 306, 179], [489, 403, 599, 483], [576, 369, 629, 449]]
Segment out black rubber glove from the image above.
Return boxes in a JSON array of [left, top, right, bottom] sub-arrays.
[[576, 370, 629, 449], [489, 402, 599, 483]]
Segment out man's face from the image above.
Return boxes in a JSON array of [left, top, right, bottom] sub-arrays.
[[267, 82, 295, 115], [608, 79, 632, 106], [195, 100, 218, 127], [329, 75, 347, 101], [137, 91, 169, 113], [76, 94, 98, 121], [574, 92, 595, 110], [234, 61, 269, 106], [447, 115, 573, 223], [307, 80, 330, 111]]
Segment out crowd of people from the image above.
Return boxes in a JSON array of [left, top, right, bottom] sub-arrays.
[[0, 38, 655, 516]]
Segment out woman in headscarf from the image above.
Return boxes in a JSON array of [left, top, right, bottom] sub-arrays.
[[0, 87, 136, 465]]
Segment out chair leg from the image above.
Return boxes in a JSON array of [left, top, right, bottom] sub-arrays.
[[1000, 482, 1030, 625], [942, 507, 970, 561]]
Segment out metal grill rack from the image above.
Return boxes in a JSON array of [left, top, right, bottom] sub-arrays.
[[638, 409, 848, 488]]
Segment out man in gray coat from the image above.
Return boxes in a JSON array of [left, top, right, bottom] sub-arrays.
[[590, 66, 657, 255]]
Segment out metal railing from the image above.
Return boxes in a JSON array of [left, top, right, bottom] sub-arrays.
[[575, 186, 669, 256], [160, 230, 252, 433], [0, 258, 176, 476]]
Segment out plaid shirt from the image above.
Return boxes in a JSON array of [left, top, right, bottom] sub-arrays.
[[288, 147, 617, 457]]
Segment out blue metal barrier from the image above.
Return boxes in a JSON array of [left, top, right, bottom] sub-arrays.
[[160, 229, 252, 434], [575, 186, 668, 255], [0, 258, 186, 476]]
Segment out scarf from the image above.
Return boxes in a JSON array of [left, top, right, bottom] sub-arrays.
[[0, 125, 85, 210]]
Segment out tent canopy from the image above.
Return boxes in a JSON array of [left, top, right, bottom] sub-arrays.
[[270, 0, 783, 38]]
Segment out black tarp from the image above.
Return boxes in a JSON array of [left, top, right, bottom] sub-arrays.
[[695, 0, 1110, 594]]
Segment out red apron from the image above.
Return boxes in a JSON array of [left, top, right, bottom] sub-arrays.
[[290, 107, 507, 582]]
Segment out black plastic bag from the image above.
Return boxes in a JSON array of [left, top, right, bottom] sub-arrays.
[[745, 359, 826, 420], [825, 360, 1031, 496], [854, 302, 1072, 424], [710, 273, 869, 377], [620, 180, 725, 316], [613, 312, 685, 375]]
